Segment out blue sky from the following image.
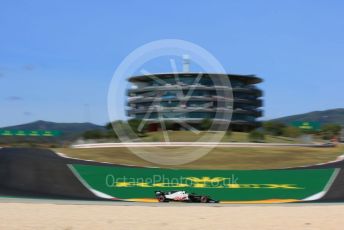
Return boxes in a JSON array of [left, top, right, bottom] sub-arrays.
[[0, 0, 343, 127]]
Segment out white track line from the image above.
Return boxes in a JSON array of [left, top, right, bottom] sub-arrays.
[[71, 142, 333, 148], [303, 168, 341, 201]]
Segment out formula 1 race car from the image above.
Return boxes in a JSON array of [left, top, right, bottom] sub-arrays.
[[155, 191, 219, 203]]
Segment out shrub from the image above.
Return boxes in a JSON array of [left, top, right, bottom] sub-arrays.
[[199, 119, 212, 131], [226, 129, 232, 136], [282, 126, 302, 138], [249, 130, 265, 142]]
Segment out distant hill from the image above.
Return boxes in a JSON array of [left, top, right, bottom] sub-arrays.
[[0, 120, 105, 140], [271, 108, 344, 126]]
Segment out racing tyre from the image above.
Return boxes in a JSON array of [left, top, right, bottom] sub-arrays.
[[200, 196, 209, 203], [157, 195, 166, 202]]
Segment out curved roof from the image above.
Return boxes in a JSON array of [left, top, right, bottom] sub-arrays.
[[128, 72, 262, 84]]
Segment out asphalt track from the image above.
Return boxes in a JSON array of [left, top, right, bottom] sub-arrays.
[[0, 148, 119, 200], [1, 147, 344, 202], [293, 159, 344, 202]]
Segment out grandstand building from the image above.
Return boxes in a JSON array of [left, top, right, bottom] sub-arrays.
[[127, 72, 263, 132]]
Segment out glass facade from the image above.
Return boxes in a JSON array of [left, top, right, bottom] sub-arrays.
[[128, 73, 263, 131], [144, 76, 217, 87], [133, 112, 256, 122]]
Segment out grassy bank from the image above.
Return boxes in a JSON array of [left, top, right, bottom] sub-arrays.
[[56, 144, 344, 170], [138, 131, 321, 143]]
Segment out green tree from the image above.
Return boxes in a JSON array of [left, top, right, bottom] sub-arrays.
[[263, 122, 286, 136], [82, 130, 103, 139], [128, 119, 147, 135], [105, 121, 125, 139], [104, 129, 118, 139], [321, 124, 341, 140], [105, 122, 113, 130]]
